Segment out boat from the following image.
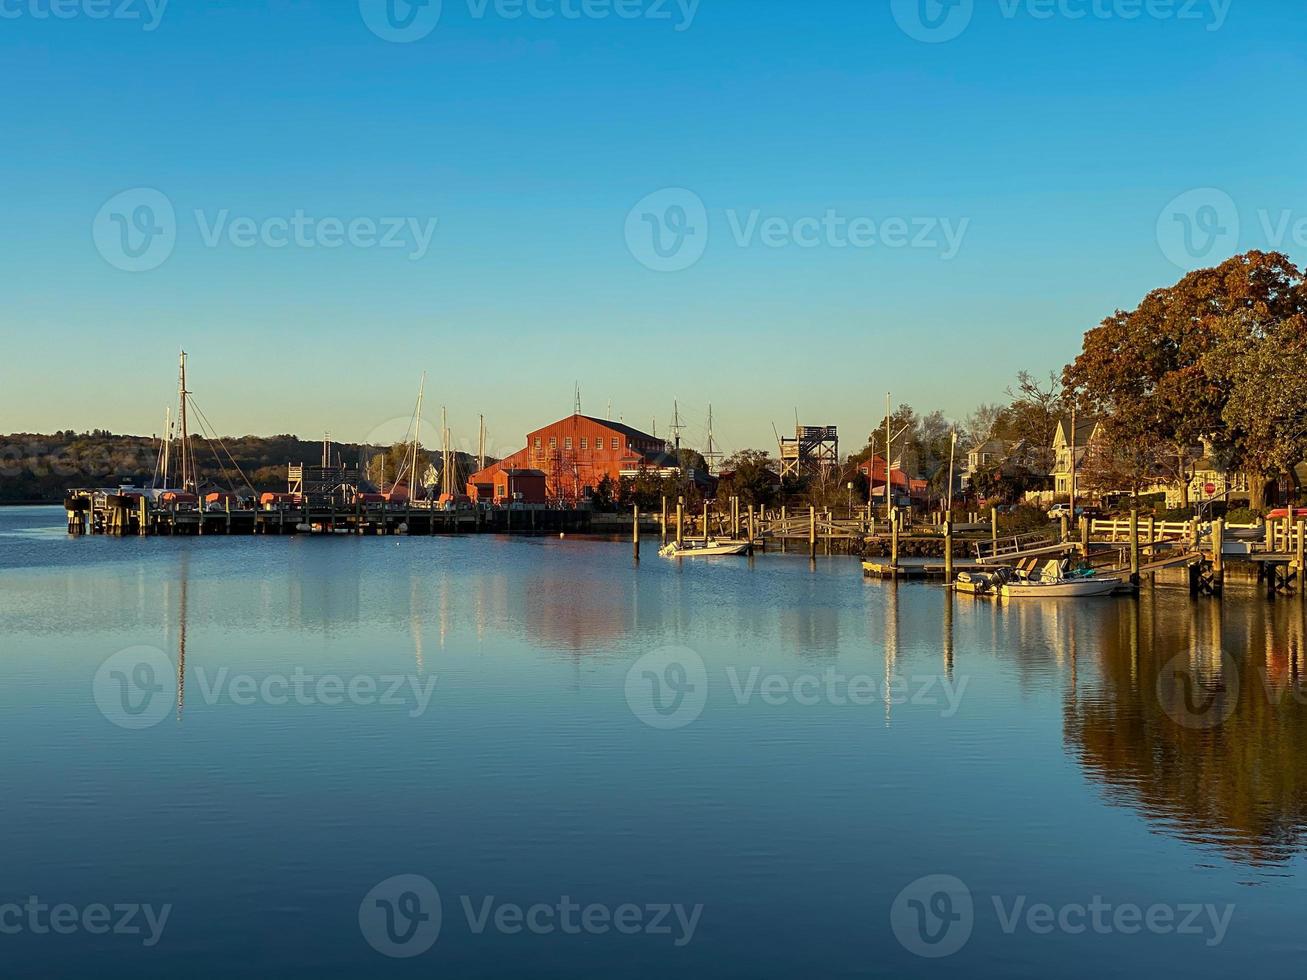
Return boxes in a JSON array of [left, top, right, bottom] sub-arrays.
[[659, 539, 750, 558], [997, 559, 1123, 598]]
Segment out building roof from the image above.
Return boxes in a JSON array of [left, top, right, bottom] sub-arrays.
[[1055, 416, 1100, 448], [500, 468, 546, 477], [576, 414, 659, 443]]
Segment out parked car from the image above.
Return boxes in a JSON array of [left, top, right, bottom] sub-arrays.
[[1267, 507, 1307, 519]]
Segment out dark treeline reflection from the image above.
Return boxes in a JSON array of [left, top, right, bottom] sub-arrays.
[[1064, 594, 1307, 864]]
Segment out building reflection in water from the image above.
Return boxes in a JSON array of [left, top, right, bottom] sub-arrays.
[[1062, 593, 1307, 865]]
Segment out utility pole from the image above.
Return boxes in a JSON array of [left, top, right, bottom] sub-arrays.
[[884, 392, 892, 518]]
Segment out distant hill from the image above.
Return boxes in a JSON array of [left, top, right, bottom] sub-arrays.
[[0, 431, 479, 504]]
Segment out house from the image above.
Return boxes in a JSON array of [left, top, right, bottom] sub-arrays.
[[859, 454, 929, 506], [962, 437, 1009, 489], [466, 414, 669, 504], [491, 468, 547, 505], [1165, 456, 1249, 509], [1051, 417, 1101, 497]]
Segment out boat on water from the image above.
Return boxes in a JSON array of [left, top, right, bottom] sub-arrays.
[[659, 539, 751, 558], [958, 559, 1124, 598]]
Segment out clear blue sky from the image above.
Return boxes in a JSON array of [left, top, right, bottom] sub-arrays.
[[3, 0, 1305, 457]]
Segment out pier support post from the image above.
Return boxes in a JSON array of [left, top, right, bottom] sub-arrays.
[[891, 509, 900, 569], [1129, 508, 1140, 586], [748, 505, 755, 548], [1212, 517, 1225, 592], [703, 501, 710, 543], [660, 496, 668, 545], [1079, 516, 1089, 558], [676, 497, 684, 548], [809, 506, 816, 559], [1060, 513, 1069, 543], [633, 506, 640, 562], [944, 518, 954, 584], [991, 506, 998, 552]]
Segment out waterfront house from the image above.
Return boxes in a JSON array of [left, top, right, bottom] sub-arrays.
[[1051, 417, 1102, 497]]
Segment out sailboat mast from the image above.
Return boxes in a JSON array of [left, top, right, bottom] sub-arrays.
[[412, 373, 426, 497], [478, 415, 485, 473], [177, 351, 192, 493]]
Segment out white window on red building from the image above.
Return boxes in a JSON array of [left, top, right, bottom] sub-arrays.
[[564, 437, 572, 450], [581, 437, 588, 450], [611, 437, 619, 450]]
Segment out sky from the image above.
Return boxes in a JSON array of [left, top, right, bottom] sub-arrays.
[[2, 0, 1305, 459]]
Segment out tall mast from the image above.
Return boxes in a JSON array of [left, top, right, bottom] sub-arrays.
[[412, 373, 426, 496], [478, 414, 485, 473], [441, 406, 449, 497], [1069, 402, 1078, 516], [177, 351, 192, 493], [704, 404, 722, 475], [884, 392, 892, 516]]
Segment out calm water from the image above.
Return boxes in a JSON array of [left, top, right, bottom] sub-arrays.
[[2, 505, 1306, 977]]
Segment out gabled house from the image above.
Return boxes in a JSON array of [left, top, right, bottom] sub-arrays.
[[1051, 417, 1102, 497], [962, 437, 1009, 490]]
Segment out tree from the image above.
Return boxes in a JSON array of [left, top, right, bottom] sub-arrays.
[[1206, 316, 1307, 500], [716, 449, 780, 508], [1065, 251, 1307, 510]]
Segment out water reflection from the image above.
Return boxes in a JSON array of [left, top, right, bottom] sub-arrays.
[[1063, 594, 1307, 864]]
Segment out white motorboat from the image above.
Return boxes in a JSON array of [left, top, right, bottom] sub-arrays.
[[659, 539, 750, 558], [997, 559, 1123, 598]]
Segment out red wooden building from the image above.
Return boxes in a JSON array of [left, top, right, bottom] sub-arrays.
[[467, 414, 672, 504], [859, 454, 929, 506]]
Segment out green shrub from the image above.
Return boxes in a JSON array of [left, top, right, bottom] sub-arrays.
[[1225, 507, 1260, 524]]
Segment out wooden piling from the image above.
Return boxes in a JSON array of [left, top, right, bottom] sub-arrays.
[[703, 500, 710, 543], [660, 495, 668, 545], [1129, 508, 1140, 585], [1212, 517, 1225, 584], [633, 506, 640, 561], [808, 506, 816, 558], [676, 497, 684, 547], [944, 518, 954, 584], [1079, 515, 1089, 558], [991, 505, 998, 551], [890, 509, 900, 568]]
